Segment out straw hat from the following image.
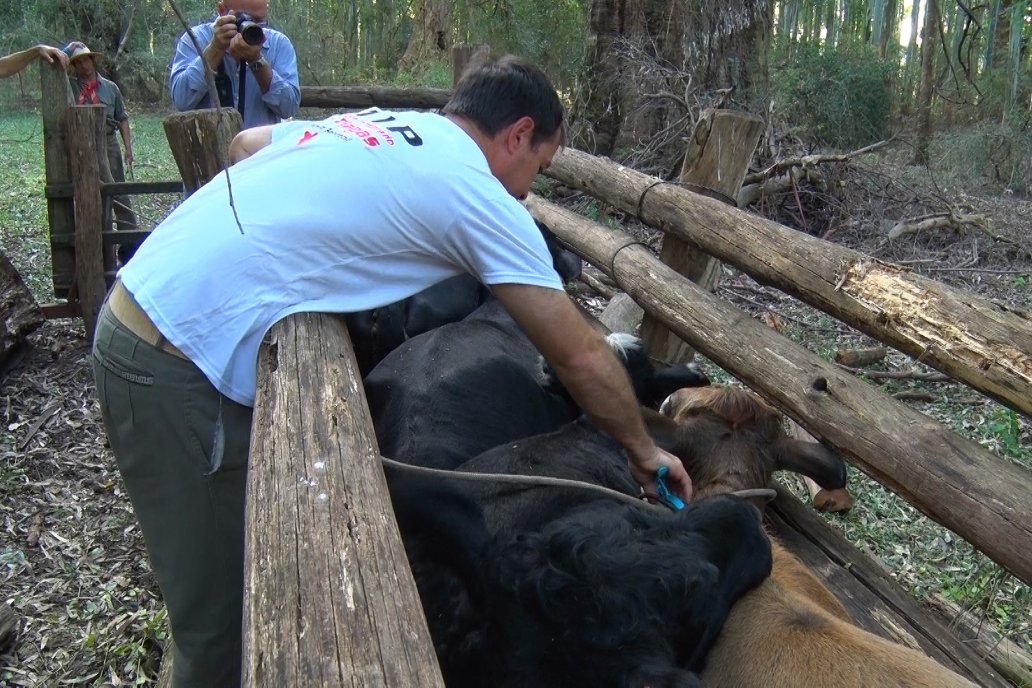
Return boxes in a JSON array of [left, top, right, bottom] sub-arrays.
[[65, 42, 100, 63]]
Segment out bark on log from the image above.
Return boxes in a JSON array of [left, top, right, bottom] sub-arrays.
[[66, 106, 107, 342], [0, 250, 43, 367], [245, 313, 443, 686], [641, 109, 763, 363], [162, 110, 242, 195], [926, 594, 1032, 687], [300, 86, 450, 110], [40, 64, 75, 299], [527, 194, 1032, 587], [543, 147, 1032, 421], [834, 346, 889, 367]]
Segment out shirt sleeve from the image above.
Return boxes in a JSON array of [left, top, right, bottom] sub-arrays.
[[112, 84, 127, 122], [169, 24, 216, 111], [261, 31, 301, 120], [445, 196, 563, 291]]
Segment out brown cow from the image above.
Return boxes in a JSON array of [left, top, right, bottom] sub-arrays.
[[656, 385, 978, 688]]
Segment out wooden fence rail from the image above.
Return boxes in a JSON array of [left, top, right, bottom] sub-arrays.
[[542, 148, 1032, 421], [527, 193, 1032, 588]]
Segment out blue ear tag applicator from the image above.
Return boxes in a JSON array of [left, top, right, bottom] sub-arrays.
[[655, 466, 686, 511]]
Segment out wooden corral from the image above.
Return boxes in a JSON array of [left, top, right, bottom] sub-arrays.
[[238, 115, 1030, 687]]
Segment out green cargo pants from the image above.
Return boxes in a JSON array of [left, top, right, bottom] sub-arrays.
[[92, 298, 252, 687]]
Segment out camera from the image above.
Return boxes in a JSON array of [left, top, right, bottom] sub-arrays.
[[235, 12, 264, 46]]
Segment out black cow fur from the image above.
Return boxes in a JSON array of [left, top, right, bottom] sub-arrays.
[[399, 485, 771, 688]]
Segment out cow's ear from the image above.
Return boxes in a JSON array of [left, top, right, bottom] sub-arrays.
[[774, 439, 848, 490]]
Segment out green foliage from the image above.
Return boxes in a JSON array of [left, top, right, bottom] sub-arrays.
[[932, 119, 1032, 195], [453, 0, 587, 90], [771, 45, 895, 149]]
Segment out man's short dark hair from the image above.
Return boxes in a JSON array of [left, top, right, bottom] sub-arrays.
[[442, 55, 565, 147]]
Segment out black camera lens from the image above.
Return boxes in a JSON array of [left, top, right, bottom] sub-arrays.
[[235, 14, 264, 45]]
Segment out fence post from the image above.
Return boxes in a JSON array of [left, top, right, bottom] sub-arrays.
[[162, 110, 242, 194], [40, 62, 75, 300], [639, 109, 763, 363], [66, 105, 107, 341]]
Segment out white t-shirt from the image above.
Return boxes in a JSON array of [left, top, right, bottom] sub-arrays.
[[119, 109, 562, 406]]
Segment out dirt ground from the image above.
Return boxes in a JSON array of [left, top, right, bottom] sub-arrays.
[[1, 153, 1030, 685]]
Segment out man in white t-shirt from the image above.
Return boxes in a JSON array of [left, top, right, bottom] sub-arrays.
[[91, 55, 692, 686]]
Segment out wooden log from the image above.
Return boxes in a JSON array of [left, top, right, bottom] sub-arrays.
[[66, 105, 107, 342], [40, 61, 75, 299], [452, 43, 490, 85], [162, 110, 242, 195], [640, 109, 764, 363], [835, 346, 890, 367], [526, 194, 1032, 587], [926, 594, 1032, 687], [543, 147, 1032, 421], [300, 86, 451, 110], [245, 313, 444, 686], [0, 249, 43, 366], [767, 488, 1008, 687]]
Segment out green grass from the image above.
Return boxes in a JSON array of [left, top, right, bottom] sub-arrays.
[[0, 109, 180, 304]]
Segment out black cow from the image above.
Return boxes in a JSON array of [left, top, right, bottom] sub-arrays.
[[390, 458, 771, 688], [347, 220, 583, 376], [366, 306, 709, 471]]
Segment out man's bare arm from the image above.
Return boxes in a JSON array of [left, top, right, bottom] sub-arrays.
[[229, 125, 274, 163], [492, 283, 693, 500]]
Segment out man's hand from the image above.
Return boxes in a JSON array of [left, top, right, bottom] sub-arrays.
[[124, 145, 134, 165], [38, 45, 67, 68], [628, 446, 694, 503], [227, 33, 265, 63], [208, 14, 239, 53]]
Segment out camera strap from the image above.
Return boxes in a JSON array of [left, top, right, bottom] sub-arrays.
[[213, 60, 235, 109], [236, 61, 247, 119]]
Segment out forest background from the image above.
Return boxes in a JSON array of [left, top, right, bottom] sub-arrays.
[[0, 0, 1030, 188], [0, 0, 1030, 684]]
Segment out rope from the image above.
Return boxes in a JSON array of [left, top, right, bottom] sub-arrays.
[[380, 456, 777, 513]]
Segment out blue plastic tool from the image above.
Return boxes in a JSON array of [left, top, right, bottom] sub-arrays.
[[655, 466, 686, 511]]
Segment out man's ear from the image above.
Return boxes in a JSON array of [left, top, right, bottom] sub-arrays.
[[506, 116, 536, 152]]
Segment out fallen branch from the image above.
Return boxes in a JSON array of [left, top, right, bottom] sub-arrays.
[[836, 364, 952, 382], [887, 211, 990, 241], [742, 139, 894, 185], [578, 271, 619, 300]]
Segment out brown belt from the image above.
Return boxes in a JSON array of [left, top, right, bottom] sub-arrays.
[[107, 280, 188, 361]]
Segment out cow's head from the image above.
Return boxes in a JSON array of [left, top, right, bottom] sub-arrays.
[[648, 386, 848, 501]]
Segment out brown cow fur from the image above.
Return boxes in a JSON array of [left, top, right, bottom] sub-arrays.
[[659, 386, 978, 688]]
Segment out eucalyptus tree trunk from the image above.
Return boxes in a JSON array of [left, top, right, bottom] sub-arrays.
[[825, 0, 839, 49], [912, 0, 941, 165], [984, 0, 1003, 74], [1009, 0, 1024, 109], [576, 0, 771, 159], [398, 0, 453, 72], [903, 0, 921, 106]]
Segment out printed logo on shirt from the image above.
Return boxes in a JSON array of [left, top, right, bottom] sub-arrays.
[[294, 109, 427, 149]]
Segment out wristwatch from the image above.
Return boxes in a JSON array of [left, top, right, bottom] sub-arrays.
[[250, 57, 269, 74]]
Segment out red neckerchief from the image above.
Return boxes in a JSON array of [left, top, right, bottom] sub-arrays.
[[78, 79, 100, 105]]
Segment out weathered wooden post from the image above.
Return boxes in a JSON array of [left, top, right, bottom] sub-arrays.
[[162, 110, 242, 194], [244, 313, 445, 686], [639, 109, 764, 363], [40, 61, 75, 299], [452, 43, 490, 85], [66, 105, 108, 341]]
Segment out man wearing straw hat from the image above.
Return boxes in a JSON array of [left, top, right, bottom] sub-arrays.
[[66, 41, 138, 260]]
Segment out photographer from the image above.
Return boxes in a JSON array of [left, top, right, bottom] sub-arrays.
[[169, 0, 300, 129]]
